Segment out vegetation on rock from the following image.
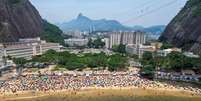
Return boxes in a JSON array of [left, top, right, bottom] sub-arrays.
[[186, 0, 201, 17], [9, 0, 21, 4], [40, 20, 64, 44]]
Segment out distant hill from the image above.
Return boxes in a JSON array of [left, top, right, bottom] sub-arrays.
[[144, 25, 166, 39], [132, 25, 166, 35], [144, 25, 166, 34], [58, 13, 166, 39], [58, 13, 132, 32], [132, 25, 145, 31], [130, 25, 166, 40]]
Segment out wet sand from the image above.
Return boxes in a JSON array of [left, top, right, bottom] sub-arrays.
[[1, 87, 201, 101]]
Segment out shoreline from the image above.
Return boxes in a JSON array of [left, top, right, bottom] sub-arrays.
[[1, 87, 201, 101]]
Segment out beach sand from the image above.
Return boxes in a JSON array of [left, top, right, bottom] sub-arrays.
[[1, 87, 201, 101]]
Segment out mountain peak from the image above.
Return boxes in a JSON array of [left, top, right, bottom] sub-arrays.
[[76, 13, 90, 21], [78, 13, 83, 18]]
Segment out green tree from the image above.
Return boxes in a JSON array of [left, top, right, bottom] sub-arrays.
[[13, 57, 27, 75], [107, 54, 127, 71], [160, 43, 174, 49], [154, 56, 166, 70], [94, 38, 104, 48], [88, 38, 105, 48], [30, 50, 129, 71], [112, 45, 119, 52], [87, 38, 94, 48], [142, 51, 153, 61], [112, 44, 126, 54], [65, 61, 85, 70], [32, 49, 58, 63], [140, 52, 156, 78], [166, 52, 186, 71], [141, 51, 155, 67], [13, 58, 27, 66], [140, 65, 155, 79], [129, 54, 139, 60], [193, 56, 201, 72], [118, 44, 126, 54]]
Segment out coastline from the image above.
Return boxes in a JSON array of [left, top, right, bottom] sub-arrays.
[[1, 86, 201, 101]]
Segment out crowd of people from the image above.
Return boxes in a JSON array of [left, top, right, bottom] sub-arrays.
[[0, 71, 201, 94]]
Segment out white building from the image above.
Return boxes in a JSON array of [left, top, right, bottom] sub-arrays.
[[0, 37, 61, 61], [108, 31, 146, 48], [102, 38, 110, 49], [19, 37, 41, 42], [157, 48, 182, 57], [64, 31, 84, 39], [126, 44, 156, 58], [183, 52, 199, 58], [64, 38, 88, 47]]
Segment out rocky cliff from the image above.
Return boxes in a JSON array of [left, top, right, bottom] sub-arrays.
[[0, 0, 43, 42], [159, 0, 201, 54]]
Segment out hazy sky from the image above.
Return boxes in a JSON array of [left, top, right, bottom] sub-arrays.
[[30, 0, 187, 27]]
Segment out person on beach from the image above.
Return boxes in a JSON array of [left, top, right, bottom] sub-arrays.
[[0, 71, 200, 95]]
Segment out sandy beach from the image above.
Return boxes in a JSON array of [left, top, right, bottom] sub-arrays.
[[1, 87, 201, 101]]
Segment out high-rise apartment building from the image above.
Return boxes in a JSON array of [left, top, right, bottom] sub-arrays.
[[108, 31, 146, 48], [108, 32, 122, 48]]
